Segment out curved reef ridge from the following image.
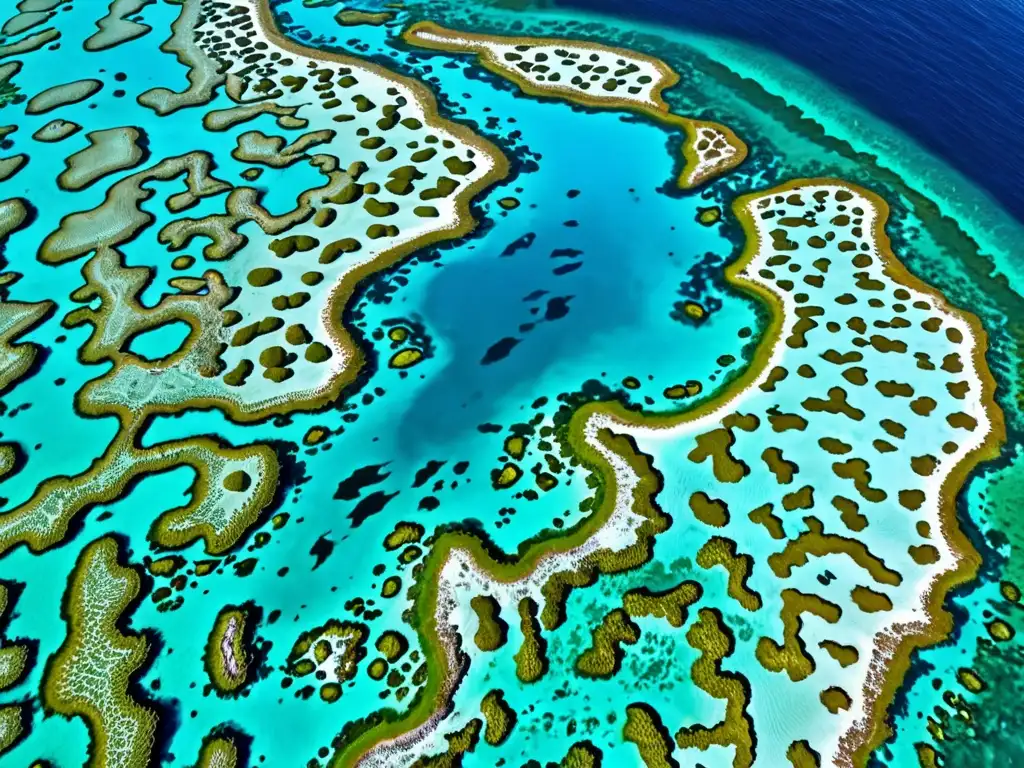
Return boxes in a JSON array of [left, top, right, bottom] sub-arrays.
[[0, 0, 512, 558], [0, 299, 54, 397], [0, 581, 33, 756], [331, 179, 1003, 767], [402, 21, 747, 188]]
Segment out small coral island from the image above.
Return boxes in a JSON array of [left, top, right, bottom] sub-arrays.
[[205, 603, 260, 696]]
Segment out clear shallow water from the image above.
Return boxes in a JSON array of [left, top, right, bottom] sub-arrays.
[[0, 0, 1021, 766]]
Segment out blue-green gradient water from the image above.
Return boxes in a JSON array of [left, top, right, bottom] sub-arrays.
[[0, 0, 1022, 765]]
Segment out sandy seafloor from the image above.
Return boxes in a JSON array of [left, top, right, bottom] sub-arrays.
[[1, 0, 1024, 765]]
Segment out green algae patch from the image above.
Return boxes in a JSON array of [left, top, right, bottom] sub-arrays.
[[819, 640, 859, 668], [664, 380, 703, 399], [247, 267, 281, 288], [375, 631, 408, 662], [42, 537, 157, 767], [288, 620, 368, 685], [535, 472, 558, 491], [222, 469, 252, 492], [399, 545, 423, 564], [204, 603, 258, 696], [748, 503, 785, 540], [957, 667, 986, 694], [781, 485, 815, 512], [513, 598, 548, 683], [762, 446, 799, 484], [1000, 581, 1021, 603], [336, 9, 394, 26], [623, 580, 702, 628], [689, 491, 729, 527], [756, 589, 841, 682], [480, 689, 516, 746], [987, 619, 1015, 642], [192, 728, 243, 767], [851, 585, 894, 613], [575, 608, 639, 679], [194, 560, 219, 578], [148, 555, 185, 578], [697, 206, 721, 225], [787, 740, 821, 767], [303, 426, 329, 446], [819, 686, 852, 714], [681, 300, 707, 322], [696, 536, 762, 611], [675, 609, 754, 766], [305, 342, 332, 363], [491, 462, 523, 489], [470, 595, 508, 652], [623, 703, 677, 768], [367, 658, 388, 681], [321, 683, 342, 703], [503, 434, 528, 460], [384, 522, 424, 551], [389, 348, 423, 369], [687, 427, 748, 483], [380, 576, 402, 598]]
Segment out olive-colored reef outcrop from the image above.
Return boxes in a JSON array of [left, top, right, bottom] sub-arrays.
[[204, 603, 259, 695], [42, 537, 158, 767], [0, 581, 33, 756], [0, 300, 54, 396]]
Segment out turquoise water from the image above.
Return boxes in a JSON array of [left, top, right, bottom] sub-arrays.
[[0, 0, 1020, 765]]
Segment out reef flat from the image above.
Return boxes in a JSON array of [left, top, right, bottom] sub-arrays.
[[402, 21, 746, 188], [42, 537, 157, 767], [204, 602, 259, 695], [331, 179, 1002, 767], [0, 0, 1017, 766], [0, 0, 511, 563]]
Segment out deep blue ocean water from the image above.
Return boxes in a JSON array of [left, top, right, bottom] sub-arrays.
[[556, 0, 1024, 224]]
